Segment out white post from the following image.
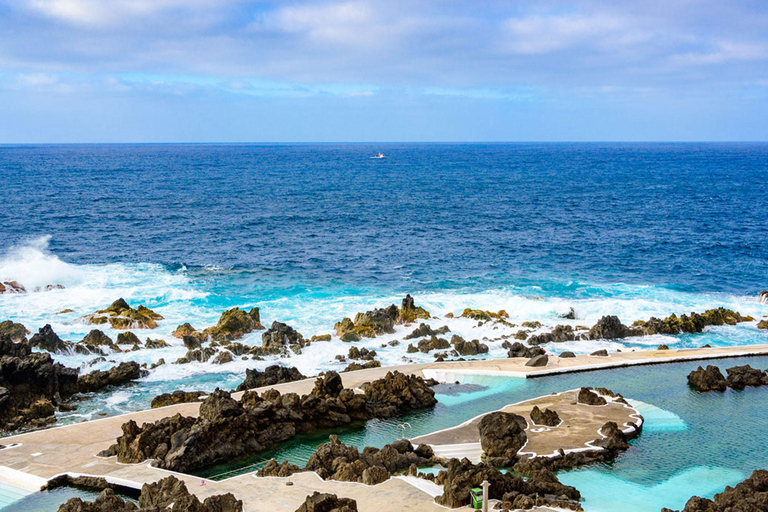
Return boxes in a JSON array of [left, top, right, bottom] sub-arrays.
[[481, 480, 490, 512]]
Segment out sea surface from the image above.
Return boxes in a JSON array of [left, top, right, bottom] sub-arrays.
[[1, 142, 768, 421]]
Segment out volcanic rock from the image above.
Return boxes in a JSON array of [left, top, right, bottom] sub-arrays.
[[525, 354, 548, 367], [478, 412, 527, 465], [262, 321, 307, 354], [451, 335, 488, 356], [577, 387, 607, 405], [662, 469, 768, 512], [29, 324, 71, 352], [77, 362, 147, 393], [202, 307, 264, 342], [687, 365, 727, 392], [0, 281, 26, 294], [116, 331, 141, 346], [507, 342, 544, 359], [725, 365, 768, 390], [0, 320, 28, 342], [589, 316, 630, 339], [404, 324, 450, 340], [361, 370, 437, 417], [530, 406, 560, 426], [236, 365, 306, 391], [295, 492, 357, 512], [81, 298, 163, 330], [151, 390, 205, 408]]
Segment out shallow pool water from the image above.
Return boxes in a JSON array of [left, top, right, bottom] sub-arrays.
[[0, 487, 138, 512], [197, 355, 768, 511]]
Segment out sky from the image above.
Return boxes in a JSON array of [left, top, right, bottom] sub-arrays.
[[0, 0, 767, 142]]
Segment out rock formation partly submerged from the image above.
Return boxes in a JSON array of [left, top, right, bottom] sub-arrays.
[[236, 365, 306, 391], [334, 295, 430, 342], [688, 364, 768, 391], [590, 308, 752, 340], [661, 469, 768, 512], [81, 298, 164, 330]]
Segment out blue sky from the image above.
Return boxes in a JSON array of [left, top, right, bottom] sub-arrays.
[[0, 0, 767, 142]]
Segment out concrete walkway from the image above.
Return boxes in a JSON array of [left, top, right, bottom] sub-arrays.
[[1, 344, 767, 511]]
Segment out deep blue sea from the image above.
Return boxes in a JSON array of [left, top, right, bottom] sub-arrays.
[[1, 143, 768, 418]]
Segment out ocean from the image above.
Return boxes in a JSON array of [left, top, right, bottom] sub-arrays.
[[1, 142, 768, 420]]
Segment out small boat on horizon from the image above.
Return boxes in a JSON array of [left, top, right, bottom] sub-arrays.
[[370, 152, 385, 159]]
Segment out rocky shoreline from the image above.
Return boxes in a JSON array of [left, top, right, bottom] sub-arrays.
[[661, 469, 768, 512]]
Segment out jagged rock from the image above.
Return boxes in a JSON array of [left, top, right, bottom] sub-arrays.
[[78, 329, 119, 354], [528, 325, 579, 345], [688, 365, 727, 391], [415, 336, 451, 353], [348, 346, 377, 360], [590, 349, 609, 357], [560, 351, 576, 358], [29, 324, 71, 352], [57, 488, 137, 512], [399, 294, 431, 322], [662, 469, 768, 512], [759, 291, 768, 304], [257, 459, 301, 477], [201, 307, 264, 342], [150, 359, 165, 369], [658, 344, 670, 350], [577, 387, 607, 405], [175, 347, 216, 364], [0, 334, 79, 432], [758, 319, 768, 329], [435, 458, 580, 509], [590, 316, 630, 339], [525, 354, 548, 367], [144, 338, 169, 349], [521, 321, 541, 328], [530, 406, 560, 426], [560, 307, 577, 319], [81, 298, 163, 330], [0, 320, 28, 342], [632, 308, 752, 336], [362, 370, 437, 418], [112, 371, 436, 473], [514, 330, 528, 340], [404, 324, 450, 339], [312, 334, 332, 342], [172, 323, 201, 340], [182, 335, 201, 350], [343, 360, 381, 372], [460, 309, 509, 322], [594, 421, 629, 450], [212, 351, 234, 364], [479, 412, 527, 464], [295, 492, 357, 512], [451, 335, 488, 356], [507, 342, 544, 359], [77, 362, 147, 393], [236, 365, 306, 391], [334, 296, 430, 341], [116, 332, 140, 346], [262, 321, 306, 353], [151, 390, 205, 408], [0, 281, 26, 294], [725, 365, 768, 390]]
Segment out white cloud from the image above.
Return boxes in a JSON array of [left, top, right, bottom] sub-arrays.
[[670, 41, 767, 66], [501, 13, 630, 54]]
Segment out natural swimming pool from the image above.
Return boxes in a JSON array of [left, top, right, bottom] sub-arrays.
[[195, 355, 768, 511], [2, 355, 767, 511]]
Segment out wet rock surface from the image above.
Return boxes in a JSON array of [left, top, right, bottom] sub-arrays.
[[451, 335, 489, 356], [689, 364, 768, 391], [589, 308, 752, 340], [29, 324, 71, 352], [77, 362, 147, 394], [236, 365, 306, 391], [109, 370, 436, 473], [661, 469, 768, 512], [150, 390, 206, 408], [295, 492, 358, 512], [81, 298, 164, 330], [262, 321, 307, 354], [335, 295, 430, 341], [435, 458, 581, 510], [525, 354, 548, 367], [57, 475, 242, 512], [404, 323, 450, 340], [0, 320, 29, 342], [203, 307, 264, 342]]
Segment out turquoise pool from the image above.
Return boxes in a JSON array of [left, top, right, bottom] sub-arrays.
[[195, 355, 768, 511]]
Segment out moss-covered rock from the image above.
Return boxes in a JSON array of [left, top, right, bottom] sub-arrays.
[[116, 332, 140, 345], [334, 296, 431, 341], [461, 309, 509, 322], [77, 330, 120, 354], [81, 299, 164, 330], [201, 307, 264, 342], [0, 320, 29, 341], [145, 338, 169, 349]]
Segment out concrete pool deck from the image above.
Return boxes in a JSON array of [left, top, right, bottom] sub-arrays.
[[1, 344, 768, 511]]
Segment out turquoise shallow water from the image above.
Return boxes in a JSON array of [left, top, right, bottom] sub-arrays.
[[195, 355, 768, 511]]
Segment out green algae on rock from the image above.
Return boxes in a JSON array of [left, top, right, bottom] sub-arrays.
[[82, 298, 164, 330]]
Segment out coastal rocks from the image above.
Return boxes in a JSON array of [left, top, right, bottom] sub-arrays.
[[0, 281, 26, 294], [398, 294, 431, 323], [203, 307, 264, 342], [116, 331, 140, 346], [451, 335, 488, 356], [334, 295, 431, 341], [435, 458, 580, 510], [525, 354, 548, 367], [577, 387, 607, 405], [560, 351, 576, 358], [28, 324, 71, 352], [110, 371, 436, 473], [361, 370, 437, 418], [530, 406, 560, 426], [296, 492, 357, 512], [409, 335, 451, 354], [404, 323, 450, 340], [343, 360, 381, 372], [78, 329, 119, 354], [144, 338, 169, 349], [478, 412, 528, 465], [348, 347, 377, 360], [262, 321, 307, 354], [632, 308, 752, 336], [236, 365, 306, 391], [58, 475, 243, 512], [81, 298, 164, 330], [174, 347, 216, 364], [506, 342, 544, 359], [687, 366, 728, 391], [0, 320, 28, 342], [0, 334, 79, 431], [590, 349, 609, 357], [758, 319, 768, 329], [460, 309, 509, 323], [759, 291, 768, 304], [151, 390, 205, 408], [589, 316, 630, 340], [172, 322, 200, 340], [77, 362, 147, 394], [726, 365, 768, 390], [661, 469, 768, 512], [528, 325, 579, 345]]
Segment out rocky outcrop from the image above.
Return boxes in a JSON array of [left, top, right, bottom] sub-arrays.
[[77, 362, 147, 394], [348, 346, 376, 360], [77, 329, 119, 355], [29, 324, 72, 352], [0, 334, 79, 432], [530, 406, 560, 426], [116, 331, 140, 346], [725, 365, 768, 390], [172, 322, 200, 340], [0, 320, 28, 342], [296, 492, 357, 512], [590, 308, 753, 340], [57, 475, 242, 512], [260, 435, 437, 485], [525, 354, 548, 367], [506, 342, 544, 359], [236, 365, 306, 391], [451, 335, 488, 356], [528, 325, 580, 345], [0, 281, 26, 294], [758, 319, 768, 329], [460, 309, 509, 323], [202, 307, 264, 342], [661, 469, 768, 512], [435, 458, 580, 509], [261, 321, 307, 354], [687, 365, 727, 391], [409, 335, 451, 353], [589, 316, 630, 340], [590, 349, 609, 357], [109, 371, 436, 473], [334, 296, 430, 341], [151, 390, 205, 408], [81, 298, 164, 330], [759, 291, 768, 304], [404, 324, 450, 340], [577, 387, 607, 405], [478, 412, 527, 465], [343, 360, 381, 372]]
